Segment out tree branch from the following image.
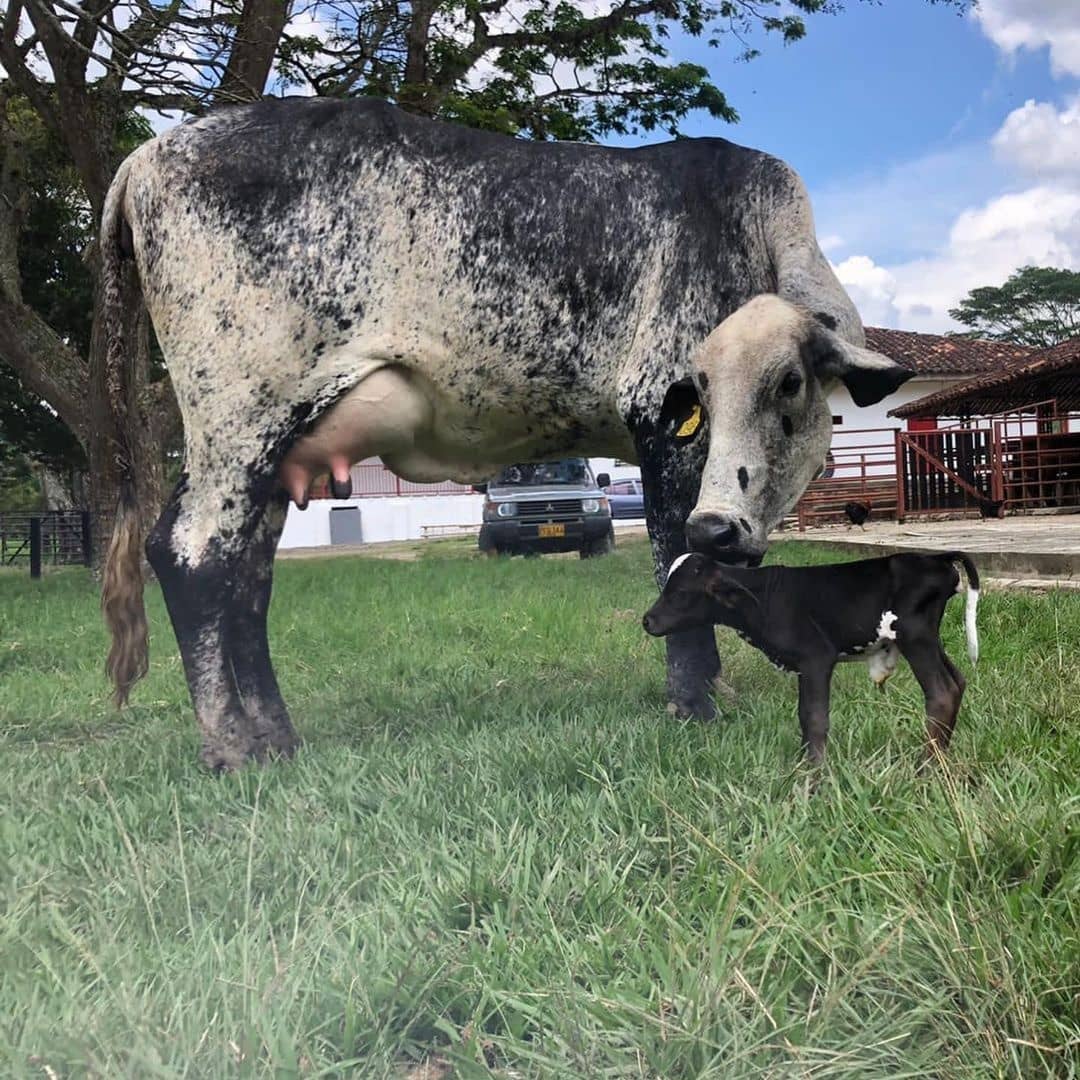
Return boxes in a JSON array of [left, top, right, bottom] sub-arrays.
[[0, 294, 90, 443]]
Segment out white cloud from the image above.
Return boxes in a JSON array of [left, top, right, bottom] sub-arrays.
[[830, 184, 1080, 332], [813, 143, 1006, 264], [973, 0, 1080, 78], [832, 256, 901, 329], [992, 94, 1080, 177]]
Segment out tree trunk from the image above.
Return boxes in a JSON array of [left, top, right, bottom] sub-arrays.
[[216, 0, 291, 103]]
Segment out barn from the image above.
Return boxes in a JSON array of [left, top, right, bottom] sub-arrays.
[[794, 328, 1035, 527], [889, 337, 1080, 519]]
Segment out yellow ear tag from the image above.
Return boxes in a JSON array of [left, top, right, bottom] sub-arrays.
[[676, 404, 702, 439]]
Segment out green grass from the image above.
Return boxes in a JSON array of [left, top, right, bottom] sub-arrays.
[[1, 538, 1078, 1078]]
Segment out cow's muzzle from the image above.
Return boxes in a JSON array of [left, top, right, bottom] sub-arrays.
[[686, 511, 766, 565]]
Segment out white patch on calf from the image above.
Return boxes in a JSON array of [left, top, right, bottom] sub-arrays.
[[666, 553, 694, 582], [876, 610, 898, 641]]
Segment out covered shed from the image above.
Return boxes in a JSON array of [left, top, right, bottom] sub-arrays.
[[889, 337, 1080, 422], [793, 328, 1034, 527], [888, 337, 1080, 517]]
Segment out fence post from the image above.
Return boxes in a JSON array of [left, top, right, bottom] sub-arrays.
[[893, 429, 906, 523], [30, 516, 42, 579], [81, 510, 93, 567]]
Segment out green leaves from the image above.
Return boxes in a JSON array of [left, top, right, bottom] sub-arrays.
[[949, 266, 1080, 349], [272, 0, 969, 142]]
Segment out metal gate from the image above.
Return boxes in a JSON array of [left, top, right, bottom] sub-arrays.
[[895, 427, 997, 519]]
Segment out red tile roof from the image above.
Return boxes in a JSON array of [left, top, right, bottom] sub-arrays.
[[890, 337, 1080, 418], [864, 327, 1034, 376]]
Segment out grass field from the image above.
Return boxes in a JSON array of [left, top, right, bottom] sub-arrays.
[[2, 537, 1078, 1078]]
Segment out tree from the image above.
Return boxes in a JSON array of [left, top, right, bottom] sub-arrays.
[[0, 0, 970, 561], [0, 1, 285, 557], [949, 266, 1080, 349]]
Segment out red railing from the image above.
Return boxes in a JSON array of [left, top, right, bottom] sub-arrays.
[[995, 412, 1080, 512], [894, 409, 1080, 519], [895, 426, 996, 519], [310, 458, 475, 499], [794, 428, 900, 529]]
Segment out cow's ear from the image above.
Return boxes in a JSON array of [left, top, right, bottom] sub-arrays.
[[810, 328, 912, 407], [659, 379, 705, 444]]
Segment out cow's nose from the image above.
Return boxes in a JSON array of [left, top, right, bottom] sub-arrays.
[[686, 512, 749, 559]]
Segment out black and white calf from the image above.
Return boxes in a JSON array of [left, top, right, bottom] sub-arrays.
[[642, 552, 980, 763]]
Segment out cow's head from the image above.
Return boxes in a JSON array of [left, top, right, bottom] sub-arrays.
[[666, 294, 910, 563]]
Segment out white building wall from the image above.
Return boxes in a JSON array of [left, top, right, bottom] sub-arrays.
[[278, 494, 484, 549], [277, 377, 970, 549]]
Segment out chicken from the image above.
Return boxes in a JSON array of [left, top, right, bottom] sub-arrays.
[[844, 500, 872, 529]]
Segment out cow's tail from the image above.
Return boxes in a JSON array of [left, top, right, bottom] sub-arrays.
[[99, 155, 150, 707], [945, 551, 980, 664]]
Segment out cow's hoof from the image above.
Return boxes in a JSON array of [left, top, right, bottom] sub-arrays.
[[198, 728, 300, 772], [711, 675, 738, 706], [261, 725, 301, 761], [198, 741, 256, 773], [666, 695, 717, 721]]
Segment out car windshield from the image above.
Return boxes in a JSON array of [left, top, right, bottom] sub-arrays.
[[494, 459, 591, 487]]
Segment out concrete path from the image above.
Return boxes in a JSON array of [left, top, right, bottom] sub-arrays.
[[775, 513, 1080, 579]]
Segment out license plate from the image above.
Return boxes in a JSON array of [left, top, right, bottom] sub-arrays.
[[538, 523, 565, 538]]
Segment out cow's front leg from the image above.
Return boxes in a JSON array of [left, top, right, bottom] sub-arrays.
[[147, 476, 291, 770], [635, 428, 721, 720]]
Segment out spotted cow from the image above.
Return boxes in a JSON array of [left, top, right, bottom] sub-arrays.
[[99, 97, 911, 769]]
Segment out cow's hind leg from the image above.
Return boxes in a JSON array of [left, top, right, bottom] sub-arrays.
[[227, 493, 299, 759], [147, 475, 294, 770]]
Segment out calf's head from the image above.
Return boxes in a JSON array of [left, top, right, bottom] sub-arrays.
[[642, 553, 756, 636], [668, 295, 909, 563]]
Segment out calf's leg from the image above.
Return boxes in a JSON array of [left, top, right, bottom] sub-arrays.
[[797, 663, 834, 764], [899, 638, 963, 763]]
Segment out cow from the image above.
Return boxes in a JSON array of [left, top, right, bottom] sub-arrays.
[[98, 97, 911, 769], [642, 551, 980, 765]]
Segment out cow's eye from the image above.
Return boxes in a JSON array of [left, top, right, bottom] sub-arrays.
[[779, 370, 803, 397]]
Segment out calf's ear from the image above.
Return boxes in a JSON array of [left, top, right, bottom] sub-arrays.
[[705, 571, 758, 608], [810, 327, 912, 407]]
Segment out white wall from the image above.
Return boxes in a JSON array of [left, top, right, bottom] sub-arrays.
[[278, 380, 968, 549], [278, 494, 484, 549]]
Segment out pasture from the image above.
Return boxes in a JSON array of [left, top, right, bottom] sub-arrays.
[[1, 537, 1078, 1078]]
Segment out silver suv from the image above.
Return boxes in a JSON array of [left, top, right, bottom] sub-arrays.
[[477, 459, 615, 558]]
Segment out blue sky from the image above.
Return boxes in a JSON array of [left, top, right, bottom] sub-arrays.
[[625, 0, 1080, 333], [81, 0, 1080, 335]]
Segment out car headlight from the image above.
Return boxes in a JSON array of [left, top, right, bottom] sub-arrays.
[[582, 498, 607, 514], [496, 502, 517, 518]]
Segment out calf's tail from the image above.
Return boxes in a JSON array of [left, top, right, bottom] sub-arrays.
[[945, 551, 980, 664], [98, 156, 150, 707]]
